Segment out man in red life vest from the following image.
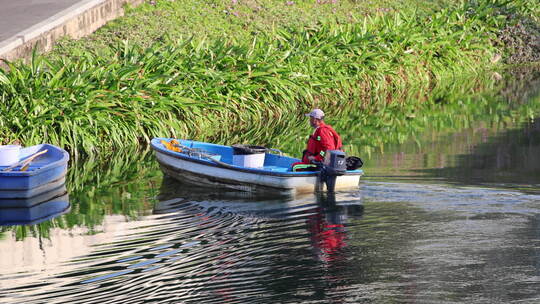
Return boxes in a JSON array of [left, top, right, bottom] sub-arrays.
[[292, 109, 343, 172]]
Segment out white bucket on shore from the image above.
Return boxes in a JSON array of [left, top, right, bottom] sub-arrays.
[[0, 145, 21, 166]]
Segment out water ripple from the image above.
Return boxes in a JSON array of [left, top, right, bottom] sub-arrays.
[[4, 182, 540, 303], [1, 192, 362, 304]]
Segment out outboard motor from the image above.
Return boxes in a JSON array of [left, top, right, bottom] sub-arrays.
[[320, 150, 347, 192]]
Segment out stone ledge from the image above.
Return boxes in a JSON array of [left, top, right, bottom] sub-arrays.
[[0, 0, 144, 65]]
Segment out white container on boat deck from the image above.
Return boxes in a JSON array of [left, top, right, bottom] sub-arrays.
[[232, 153, 265, 168], [231, 144, 267, 168], [0, 145, 21, 166]]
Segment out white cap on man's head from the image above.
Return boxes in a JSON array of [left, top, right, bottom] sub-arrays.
[[305, 108, 324, 119]]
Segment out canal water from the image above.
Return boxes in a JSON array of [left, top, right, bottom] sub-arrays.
[[1, 70, 540, 303]]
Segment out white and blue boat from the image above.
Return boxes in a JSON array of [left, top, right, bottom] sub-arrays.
[[0, 144, 69, 199], [150, 138, 363, 195]]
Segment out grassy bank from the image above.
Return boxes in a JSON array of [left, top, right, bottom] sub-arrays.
[[0, 0, 539, 156]]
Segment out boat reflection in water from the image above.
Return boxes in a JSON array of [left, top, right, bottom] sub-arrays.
[[0, 185, 70, 226], [157, 176, 364, 263], [151, 177, 365, 302], [156, 177, 363, 221], [306, 192, 364, 263]]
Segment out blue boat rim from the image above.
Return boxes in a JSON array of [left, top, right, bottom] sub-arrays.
[[0, 144, 69, 177]]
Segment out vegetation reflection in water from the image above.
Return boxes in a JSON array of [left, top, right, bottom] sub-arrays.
[[0, 151, 162, 241], [367, 67, 540, 190], [1, 69, 540, 241]]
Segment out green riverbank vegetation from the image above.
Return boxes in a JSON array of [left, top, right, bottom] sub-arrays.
[[0, 0, 539, 156]]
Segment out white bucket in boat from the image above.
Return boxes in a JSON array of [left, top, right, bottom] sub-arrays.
[[233, 153, 265, 168], [231, 144, 267, 168], [0, 145, 21, 166]]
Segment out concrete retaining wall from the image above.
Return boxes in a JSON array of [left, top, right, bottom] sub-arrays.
[[0, 0, 144, 64]]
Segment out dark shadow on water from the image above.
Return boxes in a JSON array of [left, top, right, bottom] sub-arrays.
[[363, 67, 540, 193]]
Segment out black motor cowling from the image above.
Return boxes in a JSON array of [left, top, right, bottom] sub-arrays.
[[320, 150, 347, 192], [323, 150, 347, 175]]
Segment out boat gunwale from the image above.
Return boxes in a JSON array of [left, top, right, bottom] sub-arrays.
[[151, 139, 363, 178]]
